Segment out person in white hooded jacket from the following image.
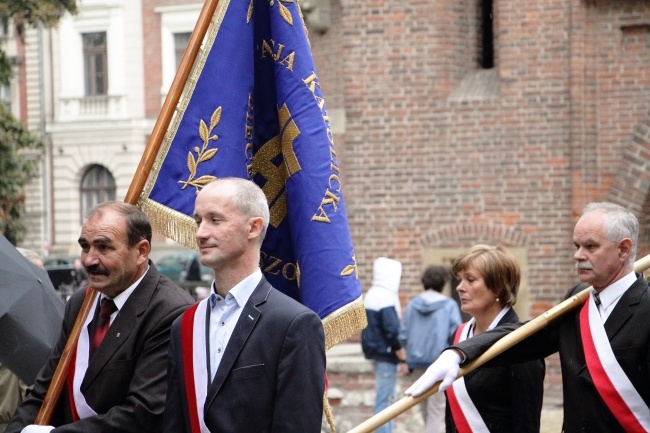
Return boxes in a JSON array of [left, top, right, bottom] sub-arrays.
[[361, 257, 407, 433]]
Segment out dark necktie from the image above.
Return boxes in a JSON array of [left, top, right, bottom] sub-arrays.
[[594, 292, 602, 309], [90, 298, 117, 358]]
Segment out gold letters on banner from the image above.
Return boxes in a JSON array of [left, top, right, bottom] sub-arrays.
[[245, 95, 255, 179], [261, 39, 295, 71], [250, 103, 302, 228], [260, 251, 300, 282], [302, 72, 343, 225], [178, 107, 220, 193]]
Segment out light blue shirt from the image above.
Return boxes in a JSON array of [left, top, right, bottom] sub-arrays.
[[208, 269, 262, 381]]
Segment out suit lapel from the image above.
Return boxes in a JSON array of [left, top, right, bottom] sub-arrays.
[[603, 275, 645, 340], [465, 308, 519, 383], [204, 278, 271, 410], [81, 263, 158, 389], [497, 307, 518, 326]]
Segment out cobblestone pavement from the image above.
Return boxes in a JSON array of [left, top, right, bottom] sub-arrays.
[[324, 344, 566, 433]]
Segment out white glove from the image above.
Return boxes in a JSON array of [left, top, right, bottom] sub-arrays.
[[404, 350, 461, 396], [21, 425, 54, 433]]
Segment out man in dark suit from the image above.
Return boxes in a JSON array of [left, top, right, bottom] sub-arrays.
[[163, 178, 326, 433], [7, 202, 195, 433], [406, 202, 650, 432]]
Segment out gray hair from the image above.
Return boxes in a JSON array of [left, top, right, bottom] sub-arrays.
[[582, 202, 638, 265], [17, 247, 44, 268], [212, 178, 270, 244]]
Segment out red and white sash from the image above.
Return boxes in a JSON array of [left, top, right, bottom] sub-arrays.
[[446, 308, 510, 433], [179, 298, 211, 433], [446, 321, 490, 433], [65, 289, 100, 421], [579, 293, 650, 432]]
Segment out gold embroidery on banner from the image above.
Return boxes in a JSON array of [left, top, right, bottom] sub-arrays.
[[139, 0, 230, 203], [261, 39, 295, 71], [311, 172, 341, 223], [341, 253, 358, 278], [277, 104, 301, 175], [260, 251, 299, 282], [302, 72, 344, 225], [295, 0, 311, 48], [247, 0, 253, 23], [178, 107, 221, 193], [269, 0, 295, 26], [245, 95, 255, 178], [250, 104, 302, 228]]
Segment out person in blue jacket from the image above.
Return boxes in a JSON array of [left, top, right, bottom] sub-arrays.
[[361, 257, 407, 433], [400, 265, 462, 433]]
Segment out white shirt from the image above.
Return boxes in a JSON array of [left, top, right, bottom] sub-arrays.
[[98, 265, 149, 325], [594, 271, 636, 322], [208, 269, 262, 381], [466, 306, 510, 339]]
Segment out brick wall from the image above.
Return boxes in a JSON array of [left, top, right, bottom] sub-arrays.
[[307, 0, 650, 428], [142, 0, 198, 118], [310, 0, 650, 318]]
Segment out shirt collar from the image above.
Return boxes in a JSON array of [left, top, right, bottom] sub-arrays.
[[210, 268, 262, 309], [598, 271, 636, 310], [100, 264, 150, 311]]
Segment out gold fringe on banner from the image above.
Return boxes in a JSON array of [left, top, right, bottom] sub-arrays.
[[322, 296, 367, 351], [137, 194, 364, 432], [139, 192, 367, 350], [138, 198, 199, 251], [136, 0, 228, 214], [323, 391, 337, 433], [136, 198, 367, 349], [139, 192, 367, 349]]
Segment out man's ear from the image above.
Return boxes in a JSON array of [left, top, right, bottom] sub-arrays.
[[618, 237, 633, 261], [248, 217, 264, 241], [136, 239, 151, 264]]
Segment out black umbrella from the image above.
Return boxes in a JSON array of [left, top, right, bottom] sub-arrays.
[[0, 235, 65, 384]]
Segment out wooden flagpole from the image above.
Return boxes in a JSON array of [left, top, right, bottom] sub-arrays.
[[34, 289, 97, 425], [124, 0, 221, 205], [347, 253, 650, 433], [35, 0, 221, 424]]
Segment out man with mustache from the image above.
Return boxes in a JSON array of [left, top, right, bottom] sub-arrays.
[[7, 202, 195, 433], [406, 202, 650, 432]]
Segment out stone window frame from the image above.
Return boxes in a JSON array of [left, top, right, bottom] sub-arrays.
[[420, 224, 531, 320], [79, 164, 117, 222]]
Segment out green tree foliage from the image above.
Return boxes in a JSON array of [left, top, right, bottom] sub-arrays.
[[0, 0, 76, 243], [0, 105, 42, 243], [0, 1, 78, 84]]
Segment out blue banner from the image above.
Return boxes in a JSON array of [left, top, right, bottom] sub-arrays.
[[140, 0, 365, 347]]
